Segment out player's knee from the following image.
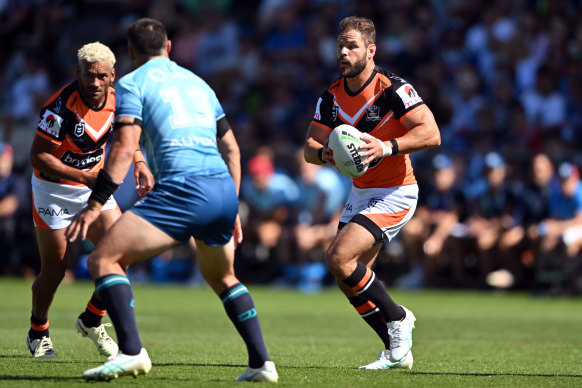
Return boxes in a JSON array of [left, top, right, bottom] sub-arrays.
[[324, 244, 346, 273], [86, 253, 106, 278], [33, 267, 66, 289]]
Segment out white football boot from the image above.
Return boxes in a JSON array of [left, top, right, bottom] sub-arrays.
[[234, 361, 279, 382], [27, 335, 58, 358], [388, 306, 416, 362], [76, 317, 119, 357], [83, 348, 152, 381], [359, 349, 413, 370]]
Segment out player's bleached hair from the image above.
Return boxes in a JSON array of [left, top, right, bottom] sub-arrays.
[[77, 42, 116, 68], [338, 16, 376, 46]]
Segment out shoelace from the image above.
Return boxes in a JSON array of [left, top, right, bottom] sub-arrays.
[[39, 338, 53, 353], [388, 322, 405, 347], [97, 323, 113, 341]]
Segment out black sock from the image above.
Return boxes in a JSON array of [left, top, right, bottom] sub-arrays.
[[220, 283, 269, 368], [79, 292, 106, 328], [95, 274, 142, 355], [348, 295, 390, 349], [343, 262, 405, 322], [29, 315, 49, 340]]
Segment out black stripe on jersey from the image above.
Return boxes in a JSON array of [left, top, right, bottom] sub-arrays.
[[353, 91, 392, 135], [376, 67, 425, 119]]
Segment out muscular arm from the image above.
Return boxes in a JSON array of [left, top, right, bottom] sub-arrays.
[[217, 129, 241, 194], [30, 135, 96, 187], [394, 108, 441, 154], [304, 124, 332, 165], [217, 128, 244, 245], [86, 118, 142, 211]]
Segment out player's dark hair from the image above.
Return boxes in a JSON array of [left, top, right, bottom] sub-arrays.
[[127, 18, 167, 56], [338, 16, 376, 46]]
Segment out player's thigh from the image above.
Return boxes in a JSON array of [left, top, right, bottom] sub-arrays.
[[91, 211, 178, 269], [195, 238, 238, 293], [327, 222, 376, 266], [35, 227, 69, 270], [86, 207, 122, 244]]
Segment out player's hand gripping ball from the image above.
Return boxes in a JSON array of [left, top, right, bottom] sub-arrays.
[[327, 124, 369, 177]]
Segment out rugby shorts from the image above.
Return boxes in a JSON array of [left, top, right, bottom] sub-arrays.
[[130, 173, 238, 246], [339, 184, 418, 244], [31, 175, 118, 230]]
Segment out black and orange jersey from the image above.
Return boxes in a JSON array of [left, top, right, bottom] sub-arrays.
[[311, 66, 427, 189], [34, 80, 115, 186]]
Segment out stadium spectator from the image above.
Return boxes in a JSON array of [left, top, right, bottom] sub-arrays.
[[66, 18, 278, 382], [520, 65, 567, 133], [304, 16, 440, 369], [537, 162, 582, 258], [486, 153, 558, 289], [27, 42, 153, 359], [465, 152, 522, 288], [240, 148, 298, 270], [399, 153, 468, 288], [0, 142, 24, 275], [2, 51, 50, 142], [286, 148, 348, 292]]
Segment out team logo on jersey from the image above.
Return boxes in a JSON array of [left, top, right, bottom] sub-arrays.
[[74, 121, 85, 137], [395, 84, 423, 108], [366, 104, 380, 121], [38, 109, 63, 137]]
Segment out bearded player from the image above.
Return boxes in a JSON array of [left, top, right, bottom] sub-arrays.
[[304, 16, 440, 369]]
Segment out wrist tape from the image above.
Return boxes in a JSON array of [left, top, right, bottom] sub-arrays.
[[89, 169, 120, 205]]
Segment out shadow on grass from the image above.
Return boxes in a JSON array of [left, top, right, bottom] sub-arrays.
[[0, 376, 81, 381], [410, 371, 582, 378], [154, 362, 247, 368]]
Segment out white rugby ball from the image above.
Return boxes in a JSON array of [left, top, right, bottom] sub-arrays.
[[328, 124, 369, 178]]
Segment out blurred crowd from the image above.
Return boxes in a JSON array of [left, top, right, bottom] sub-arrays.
[[2, 0, 582, 293]]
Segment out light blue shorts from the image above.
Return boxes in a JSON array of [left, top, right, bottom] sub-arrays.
[[131, 173, 238, 245]]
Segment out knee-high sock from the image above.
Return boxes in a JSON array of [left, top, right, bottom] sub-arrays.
[[95, 274, 142, 355], [348, 295, 391, 349], [220, 283, 269, 368], [79, 292, 106, 328], [343, 262, 405, 322]]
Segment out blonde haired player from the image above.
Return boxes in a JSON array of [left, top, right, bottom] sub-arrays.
[[28, 41, 153, 358]]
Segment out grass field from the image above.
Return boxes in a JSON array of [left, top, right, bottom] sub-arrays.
[[0, 278, 581, 387]]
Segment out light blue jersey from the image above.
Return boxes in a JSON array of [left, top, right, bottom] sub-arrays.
[[116, 58, 229, 180]]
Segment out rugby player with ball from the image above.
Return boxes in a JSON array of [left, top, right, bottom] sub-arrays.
[[304, 16, 440, 370]]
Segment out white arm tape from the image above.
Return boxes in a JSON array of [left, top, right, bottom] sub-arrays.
[[377, 138, 392, 157]]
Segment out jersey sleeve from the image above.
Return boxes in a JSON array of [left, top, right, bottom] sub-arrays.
[[387, 75, 426, 121], [310, 90, 335, 132], [115, 77, 143, 121], [36, 105, 67, 143], [210, 88, 225, 121]]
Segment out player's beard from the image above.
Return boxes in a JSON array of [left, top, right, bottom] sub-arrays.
[[338, 55, 367, 78]]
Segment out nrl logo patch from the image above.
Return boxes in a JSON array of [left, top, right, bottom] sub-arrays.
[[74, 121, 85, 137], [366, 104, 380, 121]]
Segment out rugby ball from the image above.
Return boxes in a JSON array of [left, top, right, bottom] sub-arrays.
[[328, 124, 369, 178]]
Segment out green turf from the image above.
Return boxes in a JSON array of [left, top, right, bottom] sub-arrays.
[[0, 278, 581, 387]]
